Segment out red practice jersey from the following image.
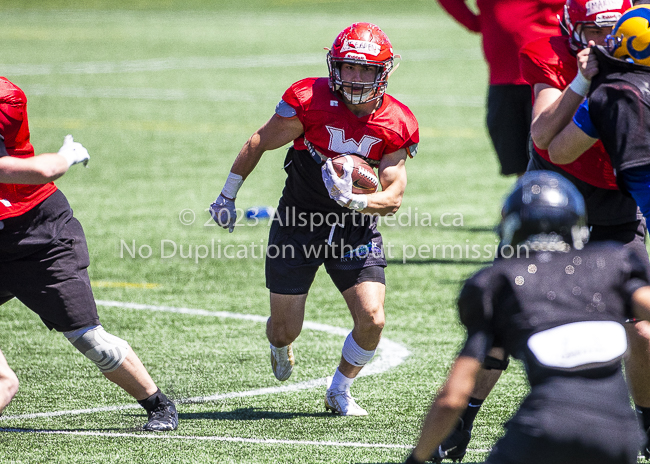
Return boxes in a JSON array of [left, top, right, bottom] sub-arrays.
[[520, 37, 618, 190], [281, 78, 419, 166], [0, 77, 57, 220], [438, 0, 564, 85]]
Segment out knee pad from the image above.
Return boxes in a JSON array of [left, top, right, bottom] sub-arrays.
[[482, 354, 509, 371], [64, 325, 130, 373], [341, 332, 375, 367]]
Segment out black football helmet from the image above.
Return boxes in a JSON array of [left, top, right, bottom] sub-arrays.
[[498, 171, 589, 251]]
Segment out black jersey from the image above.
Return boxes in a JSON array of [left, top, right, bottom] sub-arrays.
[[280, 146, 351, 215], [460, 243, 649, 463], [588, 46, 650, 172], [459, 243, 649, 438], [278, 146, 377, 230]]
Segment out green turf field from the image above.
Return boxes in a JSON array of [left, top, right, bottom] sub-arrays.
[[0, 1, 533, 463]]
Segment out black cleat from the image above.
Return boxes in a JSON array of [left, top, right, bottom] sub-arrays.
[[143, 400, 178, 432], [430, 421, 471, 463], [644, 427, 650, 460]]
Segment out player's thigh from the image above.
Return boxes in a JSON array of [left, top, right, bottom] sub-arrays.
[[0, 217, 99, 332], [265, 216, 326, 295]]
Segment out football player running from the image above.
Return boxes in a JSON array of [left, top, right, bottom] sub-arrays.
[[406, 171, 650, 464], [430, 0, 650, 461], [0, 77, 178, 431], [210, 23, 419, 416]]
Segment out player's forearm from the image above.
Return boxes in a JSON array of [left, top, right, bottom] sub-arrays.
[[413, 400, 465, 462], [436, 0, 480, 32], [531, 89, 585, 150], [229, 133, 269, 181], [412, 356, 480, 461], [361, 189, 404, 216], [230, 114, 302, 181], [0, 352, 18, 414], [632, 287, 650, 321], [548, 123, 597, 165], [0, 153, 69, 184]]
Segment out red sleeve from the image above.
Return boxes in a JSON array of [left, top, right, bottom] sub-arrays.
[[281, 85, 301, 115], [437, 0, 480, 33], [519, 38, 569, 90], [0, 102, 24, 149], [280, 78, 320, 123]]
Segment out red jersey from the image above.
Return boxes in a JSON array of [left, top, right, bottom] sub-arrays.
[[0, 77, 57, 220], [281, 78, 419, 165], [438, 0, 564, 85], [520, 37, 618, 190]]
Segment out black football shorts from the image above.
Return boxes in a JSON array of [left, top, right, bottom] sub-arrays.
[[0, 194, 100, 332], [265, 207, 386, 295]]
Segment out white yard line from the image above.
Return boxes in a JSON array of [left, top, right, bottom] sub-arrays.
[[0, 300, 409, 421], [0, 428, 418, 449]]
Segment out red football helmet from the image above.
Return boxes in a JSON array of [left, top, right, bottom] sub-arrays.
[[327, 23, 394, 105], [562, 0, 632, 50]]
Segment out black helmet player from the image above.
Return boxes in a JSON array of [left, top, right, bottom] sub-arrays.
[[498, 170, 590, 252]]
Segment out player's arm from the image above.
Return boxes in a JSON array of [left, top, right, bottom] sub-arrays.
[[210, 113, 304, 232], [321, 148, 408, 215], [0, 135, 89, 184], [547, 97, 599, 164], [530, 44, 598, 150], [406, 356, 482, 464], [547, 121, 598, 164], [362, 148, 408, 215], [436, 0, 480, 32], [632, 287, 650, 320], [0, 348, 18, 415], [230, 114, 304, 180]]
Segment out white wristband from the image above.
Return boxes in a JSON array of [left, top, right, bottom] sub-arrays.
[[568, 72, 590, 97], [348, 194, 368, 211], [221, 172, 243, 200]]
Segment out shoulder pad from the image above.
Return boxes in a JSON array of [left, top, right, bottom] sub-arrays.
[[275, 99, 297, 118]]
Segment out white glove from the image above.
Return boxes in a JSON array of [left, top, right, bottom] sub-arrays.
[[321, 157, 368, 211], [57, 135, 89, 167], [322, 157, 353, 206], [210, 194, 237, 233]]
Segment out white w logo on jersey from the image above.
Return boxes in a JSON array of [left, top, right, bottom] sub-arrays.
[[326, 126, 381, 158]]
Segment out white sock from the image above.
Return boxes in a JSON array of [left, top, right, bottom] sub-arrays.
[[329, 367, 353, 392]]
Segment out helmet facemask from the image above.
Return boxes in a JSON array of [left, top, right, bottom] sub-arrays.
[[606, 5, 650, 66], [327, 52, 393, 105], [562, 0, 629, 51]]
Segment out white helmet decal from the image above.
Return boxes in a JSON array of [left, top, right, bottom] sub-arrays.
[[586, 0, 623, 16], [340, 39, 381, 56]]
